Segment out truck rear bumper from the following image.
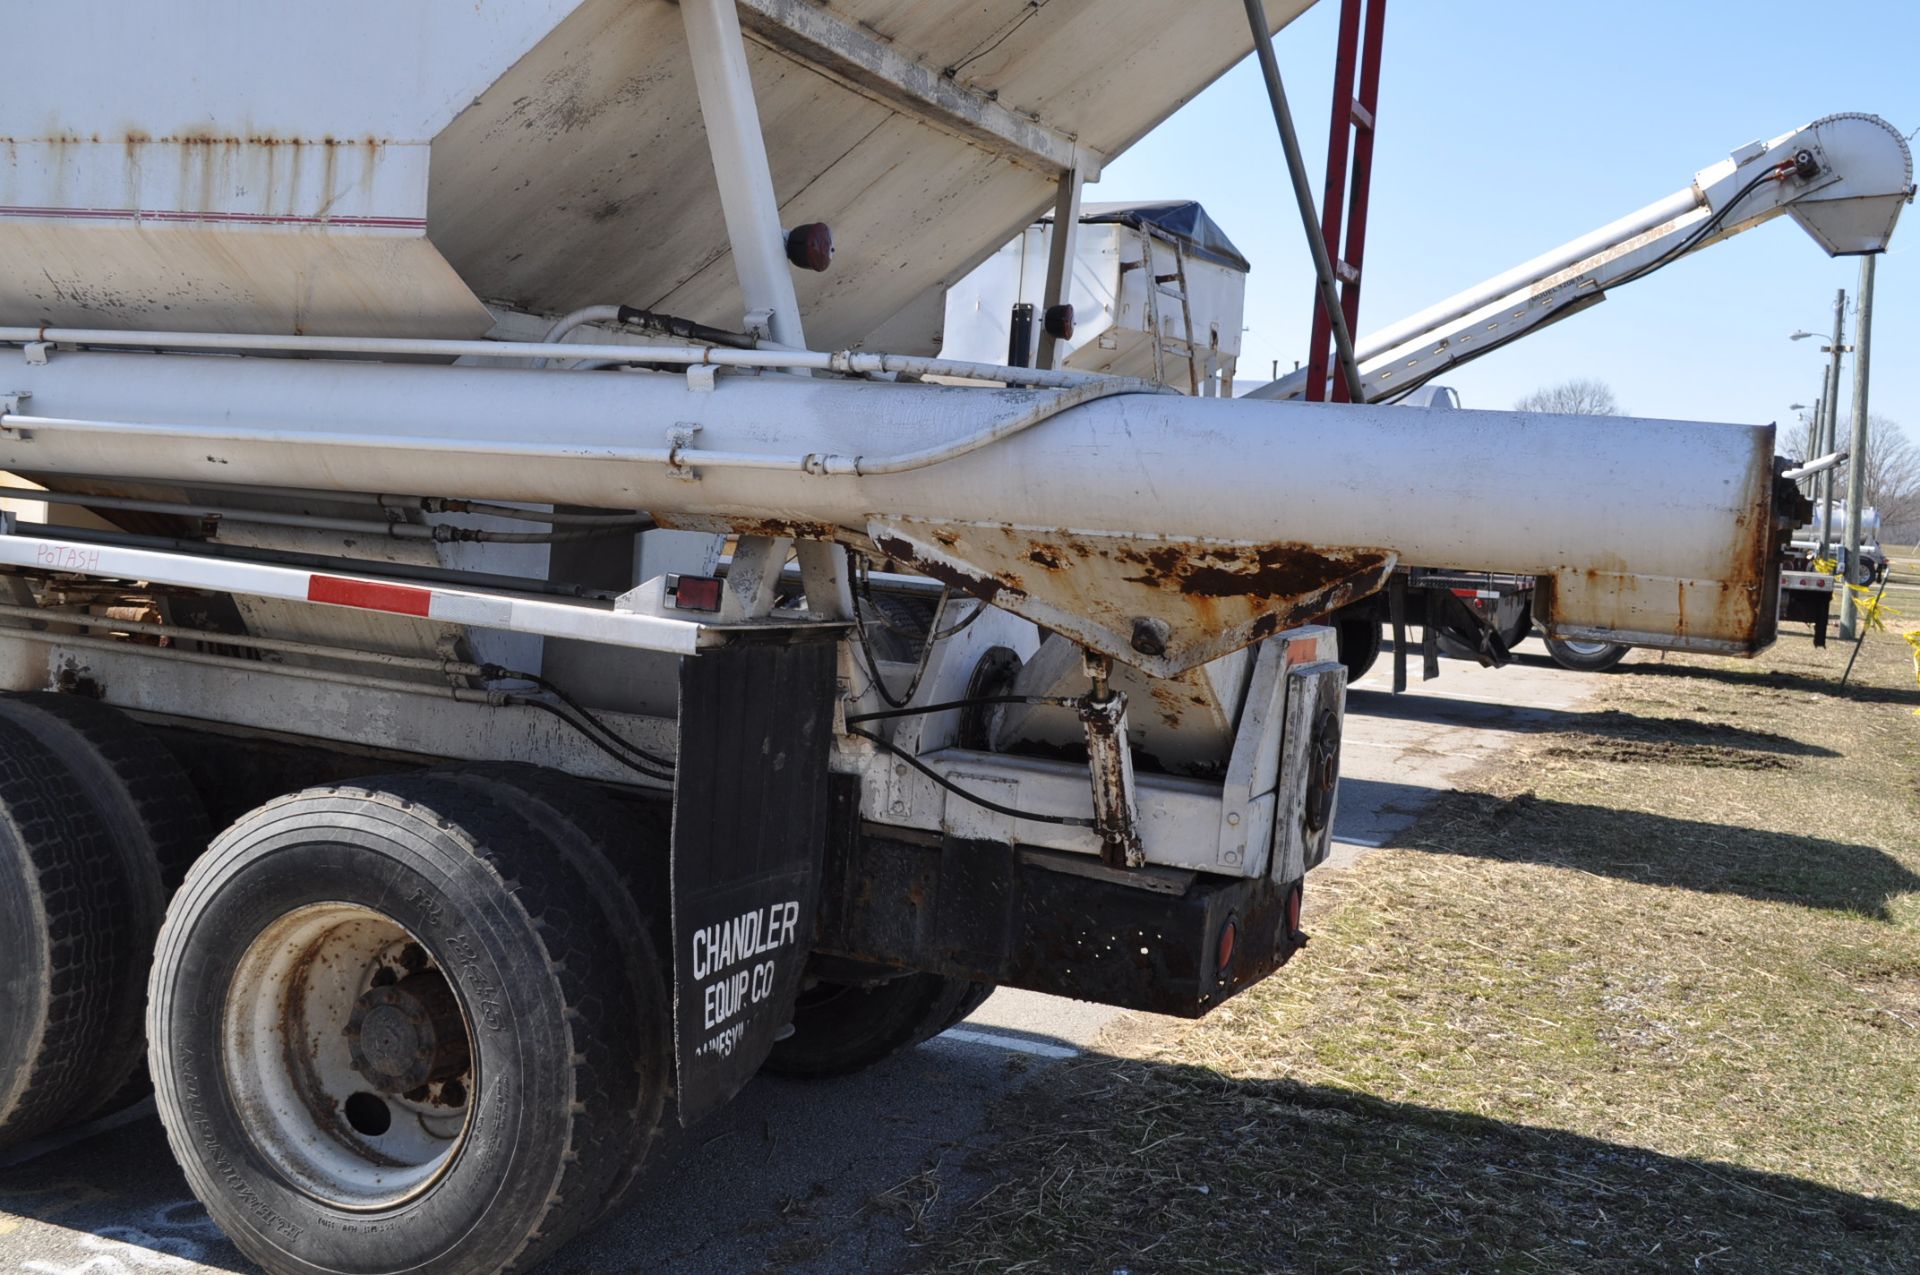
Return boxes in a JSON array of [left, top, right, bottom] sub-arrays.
[[813, 780, 1307, 1018]]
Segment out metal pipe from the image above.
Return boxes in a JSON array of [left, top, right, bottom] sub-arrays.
[[34, 474, 643, 526], [1241, 0, 1365, 402], [0, 326, 1149, 392], [1781, 450, 1848, 481], [807, 376, 1148, 475], [0, 345, 1788, 663], [0, 602, 483, 675], [15, 487, 626, 544], [1035, 167, 1084, 371], [532, 305, 625, 370], [0, 622, 508, 703], [0, 377, 1152, 483], [9, 520, 613, 599], [1840, 254, 1876, 638], [680, 0, 809, 353]]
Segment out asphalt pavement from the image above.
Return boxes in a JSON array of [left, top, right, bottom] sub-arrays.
[[0, 639, 1616, 1275]]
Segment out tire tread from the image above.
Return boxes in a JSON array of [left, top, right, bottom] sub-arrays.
[[148, 774, 644, 1275], [0, 717, 129, 1146]]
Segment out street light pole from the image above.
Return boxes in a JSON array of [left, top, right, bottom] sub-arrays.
[[1840, 256, 1877, 640], [1817, 288, 1847, 560]]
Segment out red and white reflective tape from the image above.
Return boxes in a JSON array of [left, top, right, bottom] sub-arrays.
[[0, 533, 704, 655]]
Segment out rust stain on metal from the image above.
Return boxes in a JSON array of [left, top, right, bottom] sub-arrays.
[[1078, 692, 1144, 869], [1121, 542, 1392, 601], [873, 533, 1028, 605], [721, 516, 840, 541], [1027, 543, 1066, 570]]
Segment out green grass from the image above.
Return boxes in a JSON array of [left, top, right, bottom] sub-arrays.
[[913, 625, 1920, 1273]]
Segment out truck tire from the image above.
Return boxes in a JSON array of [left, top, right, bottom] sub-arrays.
[[1543, 637, 1631, 673], [148, 776, 663, 1275], [432, 763, 670, 1218], [0, 692, 209, 1122], [941, 980, 998, 1032], [1334, 611, 1383, 682], [0, 717, 129, 1148], [764, 972, 983, 1079]]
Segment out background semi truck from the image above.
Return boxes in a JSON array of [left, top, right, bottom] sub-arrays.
[[0, 4, 1821, 1275]]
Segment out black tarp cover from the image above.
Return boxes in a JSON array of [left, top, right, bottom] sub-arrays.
[[1044, 200, 1251, 273]]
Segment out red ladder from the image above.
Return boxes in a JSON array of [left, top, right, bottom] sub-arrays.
[[1304, 0, 1387, 403]]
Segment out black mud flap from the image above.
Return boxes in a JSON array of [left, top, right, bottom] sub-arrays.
[[670, 640, 837, 1125]]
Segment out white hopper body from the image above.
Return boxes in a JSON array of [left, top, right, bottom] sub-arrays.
[[0, 0, 1312, 345]]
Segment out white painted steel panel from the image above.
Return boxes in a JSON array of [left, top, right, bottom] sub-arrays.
[[0, 0, 1315, 346]]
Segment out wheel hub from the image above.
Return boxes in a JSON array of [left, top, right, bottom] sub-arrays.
[[1304, 702, 1342, 835], [346, 972, 469, 1095]]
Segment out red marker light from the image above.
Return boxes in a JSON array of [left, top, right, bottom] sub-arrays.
[[674, 574, 723, 612]]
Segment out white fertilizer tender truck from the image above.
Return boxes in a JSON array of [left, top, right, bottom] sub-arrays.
[[0, 4, 1857, 1274]]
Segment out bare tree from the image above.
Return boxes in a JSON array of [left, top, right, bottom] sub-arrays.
[[1794, 406, 1823, 467], [1861, 413, 1920, 543], [1513, 378, 1622, 416]]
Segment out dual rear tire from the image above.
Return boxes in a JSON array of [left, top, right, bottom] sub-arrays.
[[147, 769, 671, 1275], [0, 694, 207, 1148], [1, 700, 972, 1273]]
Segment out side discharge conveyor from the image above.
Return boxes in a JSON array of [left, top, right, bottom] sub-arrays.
[[0, 337, 1795, 670]]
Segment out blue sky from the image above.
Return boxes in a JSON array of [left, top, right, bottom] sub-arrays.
[[1096, 0, 1919, 436]]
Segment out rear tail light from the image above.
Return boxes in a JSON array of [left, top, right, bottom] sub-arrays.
[[671, 573, 723, 612]]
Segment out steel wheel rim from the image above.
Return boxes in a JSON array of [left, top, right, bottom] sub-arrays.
[[222, 902, 476, 1211], [1559, 640, 1616, 657]]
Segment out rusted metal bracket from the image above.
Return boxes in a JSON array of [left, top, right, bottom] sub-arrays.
[[1078, 651, 1143, 869]]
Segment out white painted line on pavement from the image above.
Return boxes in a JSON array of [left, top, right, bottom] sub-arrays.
[[1331, 833, 1393, 849], [941, 1029, 1080, 1059]]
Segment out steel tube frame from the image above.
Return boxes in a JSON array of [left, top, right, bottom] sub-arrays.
[[1035, 168, 1085, 371], [1241, 0, 1365, 402], [1817, 288, 1846, 560], [680, 0, 809, 353], [0, 529, 711, 656], [0, 326, 1142, 391], [0, 602, 484, 676], [1840, 254, 1876, 638]]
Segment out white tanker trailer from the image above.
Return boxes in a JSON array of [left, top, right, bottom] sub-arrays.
[[0, 4, 1816, 1274]]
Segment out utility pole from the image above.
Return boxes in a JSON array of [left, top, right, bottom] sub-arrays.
[[1816, 287, 1846, 560], [1801, 393, 1824, 498], [1840, 256, 1877, 640]]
